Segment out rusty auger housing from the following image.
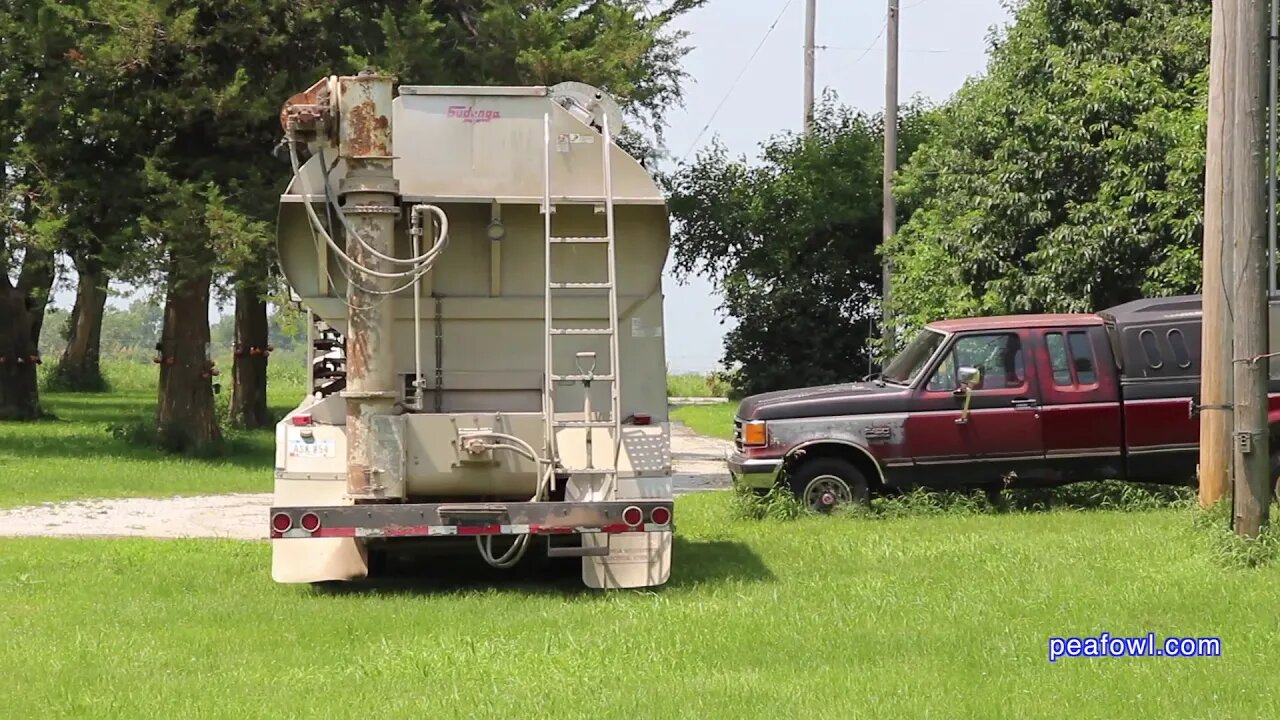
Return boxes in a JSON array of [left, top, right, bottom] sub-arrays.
[[270, 73, 675, 589]]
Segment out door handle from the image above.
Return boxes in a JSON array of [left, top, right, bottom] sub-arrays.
[[1011, 397, 1038, 409]]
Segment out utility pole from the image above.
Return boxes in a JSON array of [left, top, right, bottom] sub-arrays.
[[882, 0, 900, 353], [1201, 0, 1236, 509], [1230, 0, 1272, 538], [804, 0, 817, 134], [1270, 0, 1278, 295]]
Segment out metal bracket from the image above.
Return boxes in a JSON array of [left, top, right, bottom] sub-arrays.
[[1236, 431, 1255, 455]]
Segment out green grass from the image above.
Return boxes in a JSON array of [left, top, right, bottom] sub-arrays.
[[1, 493, 1278, 719], [0, 362, 308, 508], [671, 401, 735, 439], [666, 372, 730, 398]]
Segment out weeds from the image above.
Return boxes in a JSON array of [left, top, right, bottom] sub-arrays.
[[1191, 499, 1280, 569], [731, 480, 1197, 522], [730, 484, 805, 520]]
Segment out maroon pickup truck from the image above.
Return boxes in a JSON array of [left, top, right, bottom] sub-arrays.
[[727, 294, 1280, 511]]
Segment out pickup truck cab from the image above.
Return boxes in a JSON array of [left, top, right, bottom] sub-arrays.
[[727, 295, 1280, 511]]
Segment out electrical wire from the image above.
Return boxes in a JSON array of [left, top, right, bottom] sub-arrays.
[[849, 17, 889, 67], [679, 0, 797, 163]]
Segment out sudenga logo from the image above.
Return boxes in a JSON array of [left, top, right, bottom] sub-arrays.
[[447, 106, 501, 123]]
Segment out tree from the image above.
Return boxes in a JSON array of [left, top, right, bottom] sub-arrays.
[[884, 0, 1209, 337], [665, 93, 936, 396]]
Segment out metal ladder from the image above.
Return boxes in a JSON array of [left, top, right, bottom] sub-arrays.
[[541, 111, 622, 491]]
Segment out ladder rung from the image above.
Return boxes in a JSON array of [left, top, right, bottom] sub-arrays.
[[553, 420, 616, 428], [556, 468, 616, 476], [549, 282, 612, 290], [550, 374, 615, 382], [550, 236, 611, 244], [550, 328, 612, 336]]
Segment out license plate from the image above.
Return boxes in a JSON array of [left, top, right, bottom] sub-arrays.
[[288, 438, 335, 459]]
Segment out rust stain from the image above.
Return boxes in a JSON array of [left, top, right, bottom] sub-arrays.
[[280, 77, 330, 134], [344, 99, 391, 158]]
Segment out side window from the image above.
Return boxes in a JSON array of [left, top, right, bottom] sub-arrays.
[[927, 333, 1025, 391], [927, 352, 957, 391], [1138, 329, 1163, 369], [1067, 332, 1097, 385], [1046, 333, 1071, 386], [1167, 329, 1192, 369], [1045, 329, 1099, 388]]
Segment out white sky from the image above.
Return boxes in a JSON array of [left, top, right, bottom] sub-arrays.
[[656, 0, 1013, 372], [49, 0, 1013, 371]]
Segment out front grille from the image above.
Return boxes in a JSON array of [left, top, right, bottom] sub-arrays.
[[732, 418, 743, 451]]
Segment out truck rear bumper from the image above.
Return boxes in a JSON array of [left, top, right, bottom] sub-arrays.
[[269, 500, 673, 539], [728, 452, 784, 490]]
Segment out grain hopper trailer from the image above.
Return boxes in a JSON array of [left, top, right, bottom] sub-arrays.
[[270, 73, 674, 589]]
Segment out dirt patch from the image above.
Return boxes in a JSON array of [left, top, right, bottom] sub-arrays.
[[0, 422, 733, 541]]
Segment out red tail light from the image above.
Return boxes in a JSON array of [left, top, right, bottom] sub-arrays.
[[622, 505, 643, 527], [650, 506, 671, 526], [291, 414, 313, 426], [300, 512, 321, 533], [271, 512, 292, 533]]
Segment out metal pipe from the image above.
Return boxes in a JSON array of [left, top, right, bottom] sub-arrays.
[[337, 71, 400, 501], [410, 207, 425, 410]]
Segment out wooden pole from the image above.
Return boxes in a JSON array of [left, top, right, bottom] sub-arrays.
[[804, 0, 816, 134], [882, 0, 900, 354], [1200, 0, 1236, 508], [1230, 0, 1272, 537]]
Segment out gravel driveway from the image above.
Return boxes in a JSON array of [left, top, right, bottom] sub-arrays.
[[0, 422, 732, 541]]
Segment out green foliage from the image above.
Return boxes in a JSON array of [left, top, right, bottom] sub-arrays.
[[885, 0, 1210, 338], [1192, 499, 1280, 569], [730, 483, 804, 521], [666, 372, 730, 398], [666, 92, 937, 395]]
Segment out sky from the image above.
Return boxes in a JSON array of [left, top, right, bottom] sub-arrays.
[[656, 0, 1014, 372], [48, 0, 1014, 370]]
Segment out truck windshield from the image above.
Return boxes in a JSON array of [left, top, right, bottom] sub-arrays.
[[881, 329, 945, 385]]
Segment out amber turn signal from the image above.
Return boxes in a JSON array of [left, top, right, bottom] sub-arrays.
[[742, 421, 768, 446]]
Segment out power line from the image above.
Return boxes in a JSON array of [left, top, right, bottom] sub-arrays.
[[850, 17, 889, 67], [679, 0, 798, 163]]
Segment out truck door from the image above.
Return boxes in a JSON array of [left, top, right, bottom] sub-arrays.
[[906, 330, 1045, 485], [1030, 326, 1124, 481]]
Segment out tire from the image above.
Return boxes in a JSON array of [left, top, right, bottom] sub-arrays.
[[788, 457, 871, 513]]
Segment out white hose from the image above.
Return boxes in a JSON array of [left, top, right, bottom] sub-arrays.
[[288, 141, 447, 281], [461, 431, 557, 569]]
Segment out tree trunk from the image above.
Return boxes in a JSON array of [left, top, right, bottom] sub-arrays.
[[229, 280, 271, 428], [156, 253, 220, 453], [0, 283, 42, 420], [54, 259, 109, 391], [16, 246, 56, 350]]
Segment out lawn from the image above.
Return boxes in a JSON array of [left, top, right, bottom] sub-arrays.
[[671, 401, 735, 440], [0, 363, 305, 508], [3, 375, 1279, 717], [1, 493, 1277, 719]]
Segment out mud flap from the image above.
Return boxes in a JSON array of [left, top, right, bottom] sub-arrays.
[[569, 474, 673, 589], [270, 476, 369, 584], [580, 530, 672, 589]]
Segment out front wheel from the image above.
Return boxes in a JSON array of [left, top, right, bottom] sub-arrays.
[[788, 457, 870, 513]]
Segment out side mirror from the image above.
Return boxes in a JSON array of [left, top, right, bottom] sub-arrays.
[[955, 366, 980, 424]]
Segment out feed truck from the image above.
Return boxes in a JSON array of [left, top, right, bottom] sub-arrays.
[[269, 72, 674, 589]]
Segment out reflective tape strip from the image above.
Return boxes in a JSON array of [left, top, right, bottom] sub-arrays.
[[272, 521, 673, 540]]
